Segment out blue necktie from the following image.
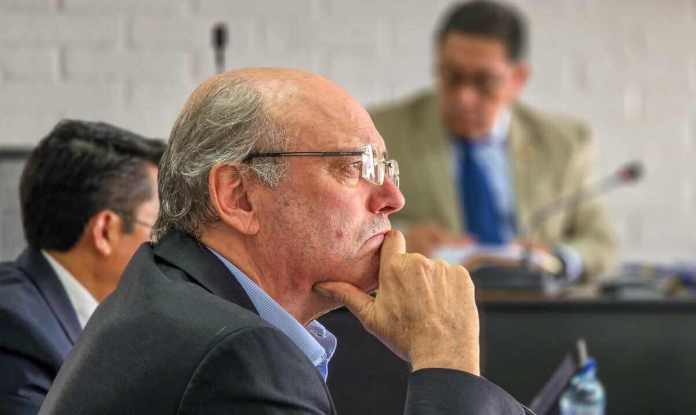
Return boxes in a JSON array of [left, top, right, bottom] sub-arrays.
[[456, 139, 507, 245]]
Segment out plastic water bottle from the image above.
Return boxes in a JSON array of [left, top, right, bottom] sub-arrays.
[[559, 358, 606, 415]]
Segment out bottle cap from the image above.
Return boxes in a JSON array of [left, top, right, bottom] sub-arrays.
[[578, 357, 597, 375]]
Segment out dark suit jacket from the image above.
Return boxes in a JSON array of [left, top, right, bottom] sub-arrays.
[[39, 231, 530, 414], [0, 249, 83, 415]]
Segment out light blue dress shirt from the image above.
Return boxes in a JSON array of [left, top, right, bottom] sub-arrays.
[[208, 248, 337, 380], [452, 110, 583, 280]]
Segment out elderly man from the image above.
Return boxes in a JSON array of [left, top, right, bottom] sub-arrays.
[[0, 120, 164, 414], [371, 0, 616, 281], [39, 69, 530, 414]]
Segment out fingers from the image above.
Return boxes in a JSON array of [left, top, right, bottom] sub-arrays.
[[513, 238, 550, 254], [314, 281, 375, 321], [379, 230, 408, 285], [381, 230, 406, 257]]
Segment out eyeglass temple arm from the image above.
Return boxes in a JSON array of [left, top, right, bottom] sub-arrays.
[[244, 151, 364, 161]]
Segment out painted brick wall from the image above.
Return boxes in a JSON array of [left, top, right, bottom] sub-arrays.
[[1, 0, 695, 263]]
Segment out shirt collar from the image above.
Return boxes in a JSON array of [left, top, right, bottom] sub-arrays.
[[456, 108, 511, 145], [41, 251, 98, 328], [489, 108, 511, 143], [207, 248, 337, 376]]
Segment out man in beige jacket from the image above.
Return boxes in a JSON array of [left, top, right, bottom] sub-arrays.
[[371, 0, 616, 281]]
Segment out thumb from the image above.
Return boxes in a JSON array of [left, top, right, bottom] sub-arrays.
[[380, 230, 406, 260], [314, 281, 375, 321], [379, 230, 406, 276]]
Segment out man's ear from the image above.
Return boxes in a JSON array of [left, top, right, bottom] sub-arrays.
[[89, 210, 123, 257], [208, 163, 260, 235], [510, 62, 530, 99]]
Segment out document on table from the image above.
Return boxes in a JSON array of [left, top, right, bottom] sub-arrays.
[[433, 243, 560, 272]]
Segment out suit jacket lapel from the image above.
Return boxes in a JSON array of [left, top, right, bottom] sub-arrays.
[[152, 231, 257, 314], [420, 94, 462, 230], [508, 104, 536, 237], [17, 248, 82, 344]]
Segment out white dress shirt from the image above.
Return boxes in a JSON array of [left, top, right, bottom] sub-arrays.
[[42, 251, 98, 328]]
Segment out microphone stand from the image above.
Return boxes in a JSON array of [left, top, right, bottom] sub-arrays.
[[212, 23, 228, 74], [518, 161, 644, 277], [470, 161, 643, 292]]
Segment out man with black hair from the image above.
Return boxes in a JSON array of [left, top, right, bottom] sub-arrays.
[[0, 120, 165, 414], [371, 0, 616, 281]]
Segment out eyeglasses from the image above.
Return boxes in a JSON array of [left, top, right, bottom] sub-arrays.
[[114, 211, 155, 229], [131, 218, 155, 229], [437, 66, 506, 97], [245, 143, 399, 188]]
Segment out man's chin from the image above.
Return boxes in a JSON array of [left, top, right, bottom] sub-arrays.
[[446, 118, 488, 138], [319, 255, 379, 295], [453, 126, 486, 139]]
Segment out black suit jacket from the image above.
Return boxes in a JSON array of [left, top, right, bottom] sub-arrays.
[[40, 231, 530, 414], [0, 249, 83, 415]]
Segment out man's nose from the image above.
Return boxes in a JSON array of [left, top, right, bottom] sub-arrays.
[[368, 176, 405, 216], [454, 84, 480, 109]]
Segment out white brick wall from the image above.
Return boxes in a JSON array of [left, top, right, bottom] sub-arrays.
[[1, 0, 695, 264]]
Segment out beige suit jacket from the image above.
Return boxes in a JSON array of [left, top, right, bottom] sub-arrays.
[[370, 89, 616, 280]]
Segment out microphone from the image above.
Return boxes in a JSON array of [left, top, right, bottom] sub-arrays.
[[616, 161, 643, 183], [519, 160, 644, 274], [523, 160, 644, 237], [211, 23, 228, 74]]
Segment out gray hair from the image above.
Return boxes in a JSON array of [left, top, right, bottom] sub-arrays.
[[153, 77, 287, 240]]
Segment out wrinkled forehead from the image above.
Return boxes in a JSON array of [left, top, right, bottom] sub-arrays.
[[265, 77, 388, 156]]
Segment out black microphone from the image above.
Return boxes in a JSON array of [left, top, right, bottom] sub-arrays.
[[211, 23, 228, 74], [616, 161, 643, 183], [519, 160, 644, 273]]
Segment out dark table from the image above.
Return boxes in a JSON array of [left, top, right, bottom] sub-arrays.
[[319, 296, 696, 415]]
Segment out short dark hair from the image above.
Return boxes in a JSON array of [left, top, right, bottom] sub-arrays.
[[20, 119, 166, 251], [435, 0, 528, 61]]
